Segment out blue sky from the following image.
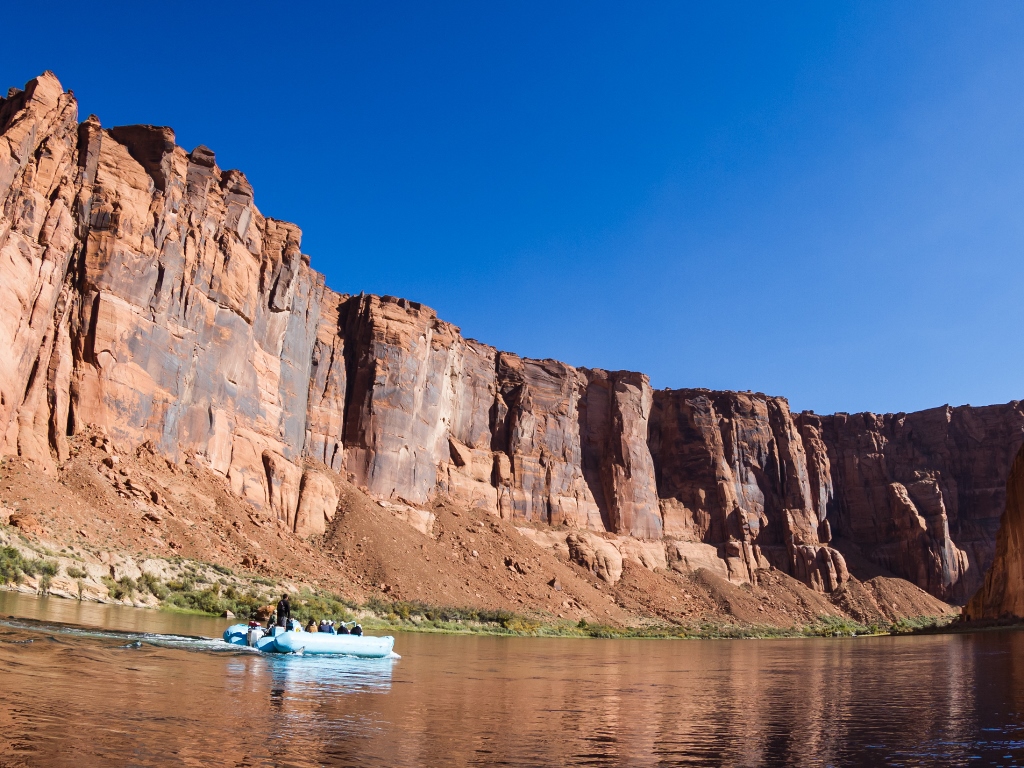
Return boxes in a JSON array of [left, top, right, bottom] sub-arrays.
[[6, 2, 1024, 414]]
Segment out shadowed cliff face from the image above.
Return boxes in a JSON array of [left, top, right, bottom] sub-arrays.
[[816, 405, 1024, 603], [649, 390, 848, 592], [965, 444, 1024, 620], [0, 73, 1021, 600]]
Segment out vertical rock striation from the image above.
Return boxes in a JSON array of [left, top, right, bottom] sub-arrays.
[[816, 404, 1024, 603], [649, 390, 848, 591], [1, 72, 1022, 600], [964, 444, 1024, 620], [0, 73, 81, 474]]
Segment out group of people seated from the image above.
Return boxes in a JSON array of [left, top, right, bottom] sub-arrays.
[[304, 618, 362, 635], [266, 594, 362, 635], [266, 593, 362, 638]]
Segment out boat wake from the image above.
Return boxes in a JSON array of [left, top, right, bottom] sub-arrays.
[[0, 616, 239, 652]]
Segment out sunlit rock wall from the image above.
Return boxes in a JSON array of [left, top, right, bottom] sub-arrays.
[[2, 72, 1023, 600]]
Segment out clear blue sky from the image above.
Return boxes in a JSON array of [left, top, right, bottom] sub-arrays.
[[6, 2, 1024, 415]]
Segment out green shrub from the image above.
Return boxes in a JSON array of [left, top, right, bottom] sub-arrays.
[[166, 576, 195, 592], [804, 614, 867, 637], [581, 622, 623, 639], [29, 559, 59, 578], [138, 572, 168, 600], [290, 589, 355, 624], [66, 566, 87, 579], [103, 575, 138, 601], [888, 615, 946, 634], [162, 580, 267, 618], [0, 546, 26, 584], [0, 549, 59, 583]]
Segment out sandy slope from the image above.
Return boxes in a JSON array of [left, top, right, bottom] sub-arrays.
[[0, 433, 954, 629]]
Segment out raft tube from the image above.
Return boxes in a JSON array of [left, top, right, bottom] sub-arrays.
[[223, 624, 395, 658]]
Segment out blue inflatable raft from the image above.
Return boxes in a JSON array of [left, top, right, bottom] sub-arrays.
[[223, 624, 396, 658]]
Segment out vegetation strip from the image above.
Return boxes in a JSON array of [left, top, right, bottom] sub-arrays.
[[0, 547, 953, 639]]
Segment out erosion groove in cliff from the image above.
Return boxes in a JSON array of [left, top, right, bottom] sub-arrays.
[[965, 444, 1024, 620], [0, 72, 1021, 607]]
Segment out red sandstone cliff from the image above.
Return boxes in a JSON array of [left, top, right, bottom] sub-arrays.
[[964, 444, 1024, 620], [649, 390, 848, 592], [1, 73, 1021, 602], [812, 405, 1024, 603]]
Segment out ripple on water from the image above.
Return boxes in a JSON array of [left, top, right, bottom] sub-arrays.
[[2, 593, 1024, 766]]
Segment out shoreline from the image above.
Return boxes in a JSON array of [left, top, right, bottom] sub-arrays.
[[1, 580, 960, 641], [0, 525, 963, 641]]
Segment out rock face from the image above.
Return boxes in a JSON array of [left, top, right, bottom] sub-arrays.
[[0, 73, 81, 475], [294, 471, 339, 537], [1, 72, 1022, 596], [0, 72, 333, 535], [567, 531, 623, 584], [964, 444, 1024, 620], [649, 390, 849, 592], [814, 404, 1024, 603]]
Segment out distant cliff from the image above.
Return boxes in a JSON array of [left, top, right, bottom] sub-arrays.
[[964, 444, 1024, 620], [2, 72, 1021, 602]]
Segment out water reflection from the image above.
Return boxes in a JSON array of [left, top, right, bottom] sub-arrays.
[[1, 591, 1024, 766]]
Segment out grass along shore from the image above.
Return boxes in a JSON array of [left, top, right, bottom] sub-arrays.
[[0, 542, 956, 640]]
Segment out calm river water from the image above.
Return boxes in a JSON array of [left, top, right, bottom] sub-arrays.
[[1, 592, 1024, 767]]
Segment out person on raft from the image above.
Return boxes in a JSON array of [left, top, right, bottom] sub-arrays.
[[276, 594, 292, 629], [306, 619, 318, 632], [352, 623, 363, 637], [337, 622, 350, 635]]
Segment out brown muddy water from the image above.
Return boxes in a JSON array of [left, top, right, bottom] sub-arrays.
[[1, 592, 1024, 767]]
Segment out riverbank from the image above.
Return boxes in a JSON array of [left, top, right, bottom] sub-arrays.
[[0, 556, 955, 641], [0, 488, 959, 641], [0, 442, 960, 639]]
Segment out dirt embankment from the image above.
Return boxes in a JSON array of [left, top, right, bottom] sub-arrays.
[[0, 434, 954, 631]]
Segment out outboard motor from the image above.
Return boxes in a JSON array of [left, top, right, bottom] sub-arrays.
[[247, 621, 265, 647]]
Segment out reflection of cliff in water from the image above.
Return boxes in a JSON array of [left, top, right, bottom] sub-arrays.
[[3, 596, 1024, 767], [221, 655, 397, 766]]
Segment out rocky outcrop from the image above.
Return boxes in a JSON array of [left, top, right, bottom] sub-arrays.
[[294, 470, 339, 537], [0, 73, 333, 533], [1, 72, 1022, 600], [567, 531, 623, 584], [304, 288, 348, 472], [964, 444, 1024, 620], [331, 295, 663, 538], [579, 369, 662, 539]]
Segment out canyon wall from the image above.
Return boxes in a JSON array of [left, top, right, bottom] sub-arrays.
[[648, 390, 848, 592], [2, 73, 1022, 601], [817, 405, 1024, 603], [964, 444, 1024, 620]]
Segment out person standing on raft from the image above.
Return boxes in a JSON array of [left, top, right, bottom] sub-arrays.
[[276, 594, 292, 629]]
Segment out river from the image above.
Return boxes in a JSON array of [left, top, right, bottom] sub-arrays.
[[1, 591, 1023, 766]]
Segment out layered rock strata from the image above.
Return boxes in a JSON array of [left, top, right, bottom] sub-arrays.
[[1, 73, 1022, 602]]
